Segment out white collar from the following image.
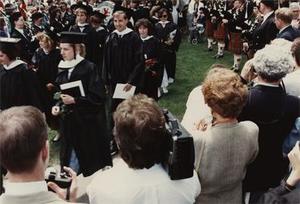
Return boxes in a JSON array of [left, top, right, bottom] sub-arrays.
[[58, 55, 84, 69], [35, 24, 43, 29], [158, 21, 170, 28], [3, 60, 26, 70], [96, 26, 105, 32], [77, 22, 89, 27], [262, 11, 274, 24], [113, 27, 133, 37], [15, 28, 24, 34], [5, 181, 48, 196], [254, 82, 279, 87], [279, 25, 290, 34], [141, 35, 153, 41], [159, 21, 170, 25]]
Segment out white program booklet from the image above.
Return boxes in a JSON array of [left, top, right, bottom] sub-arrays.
[[113, 83, 136, 99], [60, 80, 86, 97]]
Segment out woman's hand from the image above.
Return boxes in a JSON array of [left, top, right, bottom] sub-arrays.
[[194, 119, 209, 131], [51, 106, 60, 116], [240, 59, 257, 83], [48, 166, 78, 203], [61, 94, 75, 105]]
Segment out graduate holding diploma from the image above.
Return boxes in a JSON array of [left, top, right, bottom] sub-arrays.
[[52, 32, 112, 177]]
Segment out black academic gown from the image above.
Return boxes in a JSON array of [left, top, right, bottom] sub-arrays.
[[0, 62, 44, 111], [10, 29, 35, 63], [32, 48, 61, 129], [103, 29, 145, 110], [55, 59, 112, 177], [155, 21, 181, 80], [32, 24, 44, 35], [93, 27, 108, 76], [69, 24, 98, 66], [141, 36, 162, 100]]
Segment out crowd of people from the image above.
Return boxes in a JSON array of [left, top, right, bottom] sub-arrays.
[[0, 0, 300, 204]]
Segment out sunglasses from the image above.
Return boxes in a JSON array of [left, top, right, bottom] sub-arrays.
[[161, 14, 168, 18]]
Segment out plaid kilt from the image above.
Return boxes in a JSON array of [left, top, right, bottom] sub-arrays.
[[228, 32, 242, 54], [205, 20, 214, 38], [213, 23, 226, 41]]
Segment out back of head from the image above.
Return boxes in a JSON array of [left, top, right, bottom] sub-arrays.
[[0, 106, 47, 174], [113, 94, 169, 169], [253, 42, 294, 82], [275, 7, 293, 25], [202, 67, 248, 118]]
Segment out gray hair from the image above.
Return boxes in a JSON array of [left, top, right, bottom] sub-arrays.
[[252, 42, 294, 82]]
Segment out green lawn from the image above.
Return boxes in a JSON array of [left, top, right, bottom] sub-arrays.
[[158, 37, 236, 120], [49, 37, 243, 165]]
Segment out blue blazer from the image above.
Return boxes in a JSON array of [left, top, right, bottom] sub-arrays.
[[277, 25, 300, 41]]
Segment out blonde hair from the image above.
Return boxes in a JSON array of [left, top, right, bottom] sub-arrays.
[[275, 7, 293, 24], [202, 67, 248, 118], [36, 33, 55, 50], [75, 43, 86, 58]]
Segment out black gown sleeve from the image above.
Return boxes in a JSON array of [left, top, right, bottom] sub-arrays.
[[127, 33, 145, 87], [75, 63, 106, 107], [23, 68, 45, 112]]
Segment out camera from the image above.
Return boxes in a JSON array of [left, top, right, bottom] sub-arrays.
[[163, 109, 195, 180], [45, 168, 72, 189]]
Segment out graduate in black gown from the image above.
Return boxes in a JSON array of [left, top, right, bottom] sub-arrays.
[[103, 10, 144, 155], [136, 18, 162, 100], [103, 10, 145, 111], [32, 30, 61, 130], [0, 38, 44, 111], [31, 12, 45, 35], [90, 11, 108, 76], [155, 8, 181, 92], [52, 32, 112, 177], [10, 12, 35, 64], [69, 4, 98, 66]]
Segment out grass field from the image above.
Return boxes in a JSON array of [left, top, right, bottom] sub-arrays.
[[49, 37, 243, 165], [158, 37, 237, 120]]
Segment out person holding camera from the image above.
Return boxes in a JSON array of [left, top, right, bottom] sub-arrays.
[[87, 94, 200, 204], [0, 106, 77, 204], [192, 67, 259, 204]]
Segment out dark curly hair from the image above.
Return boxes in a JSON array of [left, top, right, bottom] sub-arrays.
[[113, 94, 169, 169]]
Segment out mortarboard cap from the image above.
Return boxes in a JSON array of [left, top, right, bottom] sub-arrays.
[[75, 3, 93, 16], [113, 5, 133, 19], [0, 38, 21, 57], [59, 32, 86, 44], [91, 11, 106, 20], [0, 37, 21, 46], [31, 12, 44, 22]]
